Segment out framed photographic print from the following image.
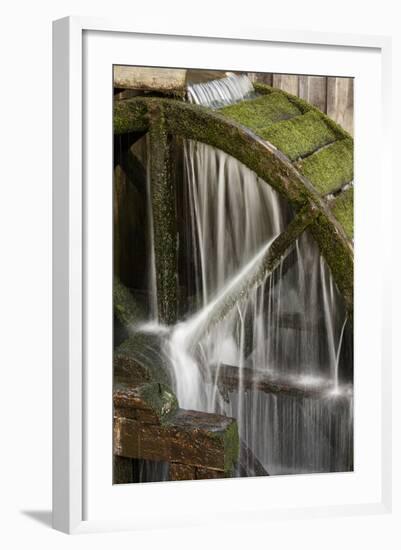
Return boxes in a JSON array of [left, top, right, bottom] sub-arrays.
[[52, 17, 392, 533]]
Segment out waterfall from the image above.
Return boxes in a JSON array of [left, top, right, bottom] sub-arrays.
[[187, 73, 255, 108], [143, 73, 353, 475]]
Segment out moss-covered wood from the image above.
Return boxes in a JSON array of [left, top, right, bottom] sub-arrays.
[[219, 91, 301, 129], [330, 187, 354, 240], [257, 111, 337, 161], [114, 97, 316, 208], [253, 82, 352, 141], [295, 139, 353, 195], [114, 333, 172, 386], [148, 104, 178, 325], [114, 381, 178, 424], [309, 213, 353, 313]]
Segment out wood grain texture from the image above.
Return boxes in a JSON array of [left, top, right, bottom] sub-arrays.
[[272, 74, 299, 95], [169, 463, 196, 481], [327, 77, 354, 135], [114, 66, 186, 94], [114, 412, 234, 470], [248, 72, 273, 85], [299, 76, 327, 113]]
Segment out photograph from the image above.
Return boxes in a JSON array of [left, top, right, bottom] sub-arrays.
[[112, 66, 354, 483]]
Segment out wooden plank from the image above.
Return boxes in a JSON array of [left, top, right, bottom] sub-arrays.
[[327, 77, 354, 135], [272, 74, 299, 95], [299, 76, 327, 113], [248, 72, 273, 86], [114, 66, 187, 95]]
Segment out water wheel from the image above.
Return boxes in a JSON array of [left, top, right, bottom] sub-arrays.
[[114, 83, 353, 320]]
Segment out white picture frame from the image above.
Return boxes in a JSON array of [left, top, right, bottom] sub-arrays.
[[52, 16, 392, 534]]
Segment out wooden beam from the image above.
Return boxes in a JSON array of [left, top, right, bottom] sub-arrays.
[[114, 66, 186, 96], [211, 363, 351, 401], [272, 74, 299, 95], [114, 408, 239, 474], [299, 76, 327, 113], [148, 104, 178, 324]]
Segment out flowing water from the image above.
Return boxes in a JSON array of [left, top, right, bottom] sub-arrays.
[[187, 72, 255, 108], [141, 73, 353, 476]]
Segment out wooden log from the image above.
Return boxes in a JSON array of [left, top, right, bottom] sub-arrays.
[[114, 408, 239, 474], [148, 105, 178, 325]]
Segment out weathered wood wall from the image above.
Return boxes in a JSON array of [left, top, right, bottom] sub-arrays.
[[248, 73, 354, 135]]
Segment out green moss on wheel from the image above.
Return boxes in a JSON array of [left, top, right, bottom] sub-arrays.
[[258, 111, 337, 161], [148, 104, 178, 325], [114, 99, 149, 134], [296, 139, 353, 195], [331, 187, 354, 240], [309, 215, 353, 314], [219, 92, 301, 130], [254, 82, 352, 141], [113, 96, 354, 313]]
